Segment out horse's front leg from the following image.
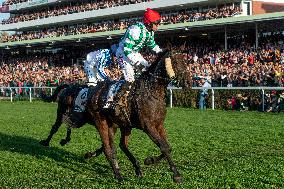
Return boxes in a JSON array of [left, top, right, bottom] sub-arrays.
[[84, 124, 118, 159], [39, 113, 62, 146], [119, 128, 142, 177], [96, 117, 123, 181], [60, 127, 71, 146], [144, 124, 168, 165], [145, 125, 182, 184]]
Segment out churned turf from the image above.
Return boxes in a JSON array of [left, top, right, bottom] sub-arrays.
[[0, 101, 283, 189]]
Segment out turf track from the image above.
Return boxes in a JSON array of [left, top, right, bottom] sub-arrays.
[[0, 101, 283, 188]]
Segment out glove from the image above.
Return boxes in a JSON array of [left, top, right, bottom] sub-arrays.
[[152, 45, 163, 54]]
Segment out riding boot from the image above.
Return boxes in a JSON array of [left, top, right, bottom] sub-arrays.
[[103, 81, 131, 109], [112, 81, 132, 108]]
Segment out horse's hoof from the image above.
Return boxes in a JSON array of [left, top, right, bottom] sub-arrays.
[[116, 175, 123, 182], [144, 157, 155, 165], [173, 175, 183, 184], [135, 169, 143, 177], [60, 139, 69, 146], [39, 140, 49, 146], [84, 152, 93, 159]]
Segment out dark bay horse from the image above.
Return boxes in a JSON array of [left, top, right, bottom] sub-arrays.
[[86, 51, 190, 183], [39, 84, 97, 147]]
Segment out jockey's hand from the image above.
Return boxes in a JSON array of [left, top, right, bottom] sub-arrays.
[[152, 45, 162, 54]]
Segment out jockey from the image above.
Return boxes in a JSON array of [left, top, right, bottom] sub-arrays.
[[70, 44, 118, 123], [104, 8, 163, 108], [84, 44, 118, 86], [116, 8, 163, 83]]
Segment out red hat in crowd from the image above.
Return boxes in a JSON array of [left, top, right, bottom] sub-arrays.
[[143, 8, 161, 25]]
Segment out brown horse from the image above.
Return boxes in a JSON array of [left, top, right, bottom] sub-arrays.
[[85, 51, 190, 183], [39, 84, 98, 147]]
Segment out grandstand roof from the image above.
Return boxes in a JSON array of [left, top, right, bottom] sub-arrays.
[[1, 11, 284, 48]]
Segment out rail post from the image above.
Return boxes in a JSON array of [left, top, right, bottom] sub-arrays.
[[211, 89, 215, 110], [170, 89, 173, 108], [10, 88, 12, 102], [29, 88, 32, 102], [262, 89, 265, 112]]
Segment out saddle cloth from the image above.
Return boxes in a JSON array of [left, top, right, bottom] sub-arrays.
[[73, 80, 124, 112], [74, 88, 89, 112]]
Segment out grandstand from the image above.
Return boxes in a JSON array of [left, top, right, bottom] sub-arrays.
[[0, 0, 284, 59], [0, 1, 283, 51], [0, 0, 284, 109]]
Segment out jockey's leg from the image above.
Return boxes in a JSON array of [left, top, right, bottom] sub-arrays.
[[84, 52, 99, 86], [103, 60, 134, 108]]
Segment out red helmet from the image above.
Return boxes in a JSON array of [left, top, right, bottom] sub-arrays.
[[143, 8, 161, 25]]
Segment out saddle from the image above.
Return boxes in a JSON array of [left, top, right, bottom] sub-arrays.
[[104, 80, 131, 116]]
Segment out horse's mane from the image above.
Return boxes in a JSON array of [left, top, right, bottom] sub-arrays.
[[141, 50, 170, 77], [144, 49, 186, 75]]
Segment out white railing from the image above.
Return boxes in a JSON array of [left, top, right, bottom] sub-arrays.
[[0, 87, 56, 102], [0, 86, 179, 103], [192, 87, 284, 111], [1, 86, 283, 112]]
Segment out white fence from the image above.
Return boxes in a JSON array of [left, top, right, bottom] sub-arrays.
[[192, 87, 284, 111], [0, 87, 56, 102], [1, 86, 284, 111]]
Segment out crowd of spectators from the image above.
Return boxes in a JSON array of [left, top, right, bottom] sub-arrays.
[[1, 32, 284, 88], [2, 0, 27, 6], [0, 53, 86, 97], [2, 0, 152, 24], [1, 30, 284, 109], [2, 0, 150, 7], [185, 34, 284, 87], [1, 4, 242, 43]]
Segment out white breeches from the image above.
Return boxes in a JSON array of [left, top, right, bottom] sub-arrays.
[[84, 51, 108, 85], [116, 49, 148, 83]]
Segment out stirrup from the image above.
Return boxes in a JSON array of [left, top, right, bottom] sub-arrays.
[[87, 82, 97, 87], [103, 102, 112, 109], [103, 95, 114, 109]]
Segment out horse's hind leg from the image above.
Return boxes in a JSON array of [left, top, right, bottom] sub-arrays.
[[39, 113, 62, 146], [119, 128, 142, 177], [145, 126, 182, 183], [144, 154, 165, 165], [60, 127, 71, 146]]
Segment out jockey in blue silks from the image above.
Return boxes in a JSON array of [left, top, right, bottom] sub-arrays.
[[84, 44, 118, 86], [70, 44, 118, 124]]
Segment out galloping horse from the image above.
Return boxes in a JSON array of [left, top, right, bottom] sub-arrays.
[[86, 51, 190, 183], [39, 83, 95, 147]]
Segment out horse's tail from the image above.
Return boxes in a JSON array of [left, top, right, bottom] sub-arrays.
[[41, 84, 69, 102]]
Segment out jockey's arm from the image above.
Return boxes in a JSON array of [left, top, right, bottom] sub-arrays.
[[146, 33, 163, 54]]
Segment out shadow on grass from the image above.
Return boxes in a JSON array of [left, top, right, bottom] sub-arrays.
[[0, 132, 111, 178]]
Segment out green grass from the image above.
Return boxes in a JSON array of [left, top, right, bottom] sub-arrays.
[[0, 101, 283, 189]]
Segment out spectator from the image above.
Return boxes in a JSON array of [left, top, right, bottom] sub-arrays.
[[198, 77, 211, 110]]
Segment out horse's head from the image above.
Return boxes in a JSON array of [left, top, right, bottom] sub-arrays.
[[163, 51, 191, 88], [144, 50, 191, 88]]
